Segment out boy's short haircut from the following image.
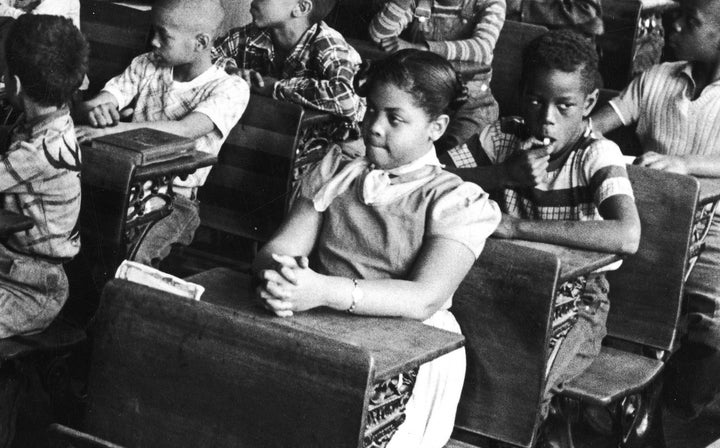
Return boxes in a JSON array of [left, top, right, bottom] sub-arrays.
[[309, 0, 337, 24], [5, 14, 88, 107], [520, 29, 601, 94], [5, 14, 90, 107], [155, 0, 225, 41]]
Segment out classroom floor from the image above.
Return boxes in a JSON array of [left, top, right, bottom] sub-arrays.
[[570, 400, 720, 448]]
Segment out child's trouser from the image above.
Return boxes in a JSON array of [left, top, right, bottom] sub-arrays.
[[130, 194, 201, 268], [0, 243, 68, 339], [436, 71, 499, 153], [664, 216, 720, 419], [543, 273, 609, 417]]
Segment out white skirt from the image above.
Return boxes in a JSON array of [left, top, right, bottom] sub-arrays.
[[386, 309, 466, 448]]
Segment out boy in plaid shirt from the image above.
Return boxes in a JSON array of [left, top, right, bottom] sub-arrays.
[[78, 0, 249, 267], [454, 30, 641, 443], [0, 15, 86, 337], [212, 0, 364, 127]]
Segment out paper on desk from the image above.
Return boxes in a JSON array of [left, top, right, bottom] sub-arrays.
[[115, 260, 204, 301]]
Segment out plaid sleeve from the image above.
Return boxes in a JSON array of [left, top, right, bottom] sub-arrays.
[[274, 35, 360, 119], [427, 0, 506, 65], [101, 53, 152, 110], [211, 26, 251, 70], [368, 1, 414, 43], [583, 139, 634, 206], [479, 120, 517, 165]]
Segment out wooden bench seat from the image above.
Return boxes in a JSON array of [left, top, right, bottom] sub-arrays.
[[559, 346, 663, 405]]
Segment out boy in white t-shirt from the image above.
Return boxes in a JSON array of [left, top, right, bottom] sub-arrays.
[[77, 0, 249, 267]]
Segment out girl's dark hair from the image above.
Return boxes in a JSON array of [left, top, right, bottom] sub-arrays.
[[520, 30, 602, 94], [356, 49, 467, 118], [5, 14, 89, 107]]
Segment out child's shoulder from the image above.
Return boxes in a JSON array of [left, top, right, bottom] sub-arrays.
[[311, 21, 356, 50], [638, 60, 690, 84], [573, 133, 627, 172], [426, 167, 489, 202]]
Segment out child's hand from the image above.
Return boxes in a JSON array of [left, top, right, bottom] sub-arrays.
[[250, 76, 278, 97], [270, 253, 309, 285], [493, 213, 519, 239], [75, 125, 112, 143], [378, 37, 427, 53], [635, 151, 689, 174], [85, 102, 120, 128], [256, 254, 322, 317], [504, 137, 551, 186]]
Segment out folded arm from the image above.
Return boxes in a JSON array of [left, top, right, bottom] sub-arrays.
[[253, 197, 476, 321], [495, 194, 641, 255], [76, 111, 216, 142]]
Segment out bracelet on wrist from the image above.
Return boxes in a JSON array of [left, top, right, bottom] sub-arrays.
[[347, 278, 363, 314]]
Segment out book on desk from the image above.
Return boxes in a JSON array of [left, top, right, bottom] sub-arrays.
[[88, 128, 195, 166]]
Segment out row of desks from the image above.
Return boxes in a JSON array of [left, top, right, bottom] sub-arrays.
[[0, 155, 718, 379]]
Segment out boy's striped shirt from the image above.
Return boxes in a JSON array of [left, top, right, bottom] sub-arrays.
[[368, 0, 506, 67], [480, 119, 634, 222]]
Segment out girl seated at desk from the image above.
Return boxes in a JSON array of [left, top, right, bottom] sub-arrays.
[[252, 49, 501, 448]]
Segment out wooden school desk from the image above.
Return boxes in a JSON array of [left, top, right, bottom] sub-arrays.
[[452, 238, 622, 447], [187, 267, 465, 382], [688, 177, 720, 281]]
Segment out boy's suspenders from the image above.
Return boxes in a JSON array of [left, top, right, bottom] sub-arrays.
[[413, 0, 478, 22], [414, 0, 432, 22]]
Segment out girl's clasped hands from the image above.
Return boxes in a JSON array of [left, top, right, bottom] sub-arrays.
[[257, 253, 322, 317]]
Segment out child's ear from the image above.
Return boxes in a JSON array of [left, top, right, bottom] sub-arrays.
[[292, 0, 312, 18], [8, 74, 21, 98], [195, 32, 212, 51], [583, 88, 599, 117], [429, 114, 450, 142]]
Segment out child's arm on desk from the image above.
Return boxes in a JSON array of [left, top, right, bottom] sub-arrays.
[[76, 112, 216, 142], [635, 152, 720, 177], [253, 197, 481, 321], [494, 194, 641, 255], [592, 103, 720, 177]]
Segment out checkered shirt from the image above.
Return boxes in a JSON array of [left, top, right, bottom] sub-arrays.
[[480, 119, 634, 221], [212, 21, 364, 123], [2, 108, 81, 260], [102, 53, 249, 193]]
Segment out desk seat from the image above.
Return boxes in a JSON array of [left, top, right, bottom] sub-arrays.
[[560, 346, 663, 405]]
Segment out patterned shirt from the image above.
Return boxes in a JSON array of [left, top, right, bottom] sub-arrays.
[[0, 0, 79, 27], [368, 0, 506, 67], [102, 53, 249, 195], [2, 108, 81, 260], [480, 119, 634, 222], [610, 61, 720, 157], [212, 21, 364, 122]]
